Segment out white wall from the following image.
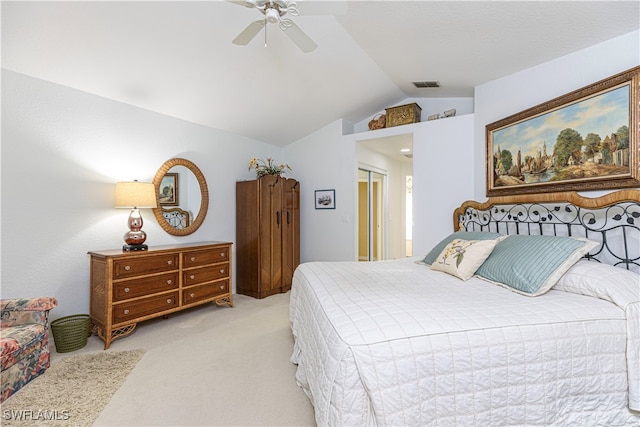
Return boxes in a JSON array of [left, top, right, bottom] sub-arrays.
[[474, 30, 640, 199], [282, 121, 356, 262], [410, 114, 476, 255], [286, 114, 476, 263], [352, 110, 477, 259], [3, 30, 637, 320], [286, 31, 640, 264], [1, 70, 280, 318]]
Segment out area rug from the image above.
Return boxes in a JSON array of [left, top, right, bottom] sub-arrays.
[[1, 349, 145, 426]]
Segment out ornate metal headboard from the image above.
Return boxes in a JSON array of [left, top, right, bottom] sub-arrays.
[[453, 190, 640, 272]]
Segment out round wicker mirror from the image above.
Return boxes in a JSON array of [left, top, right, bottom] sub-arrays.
[[152, 158, 209, 236]]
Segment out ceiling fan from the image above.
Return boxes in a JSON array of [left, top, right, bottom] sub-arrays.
[[231, 0, 317, 53]]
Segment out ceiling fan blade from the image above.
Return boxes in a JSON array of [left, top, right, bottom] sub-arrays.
[[282, 21, 317, 53], [232, 20, 265, 45]]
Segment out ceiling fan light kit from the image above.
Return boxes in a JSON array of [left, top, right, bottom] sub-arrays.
[[266, 8, 280, 24], [231, 0, 317, 53]]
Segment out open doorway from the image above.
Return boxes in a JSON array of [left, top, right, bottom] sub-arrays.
[[356, 133, 413, 261]]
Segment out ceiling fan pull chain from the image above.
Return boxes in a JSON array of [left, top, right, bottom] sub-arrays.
[[264, 18, 268, 47]]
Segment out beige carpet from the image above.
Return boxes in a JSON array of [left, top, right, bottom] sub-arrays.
[[1, 349, 146, 426], [91, 292, 316, 426]]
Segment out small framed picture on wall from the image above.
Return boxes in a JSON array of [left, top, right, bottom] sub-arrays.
[[315, 189, 335, 209]]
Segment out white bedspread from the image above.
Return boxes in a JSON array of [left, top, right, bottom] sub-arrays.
[[289, 258, 640, 426]]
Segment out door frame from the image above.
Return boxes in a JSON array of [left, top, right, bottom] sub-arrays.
[[358, 164, 387, 261]]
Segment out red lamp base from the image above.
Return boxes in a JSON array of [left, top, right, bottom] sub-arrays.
[[122, 208, 149, 252]]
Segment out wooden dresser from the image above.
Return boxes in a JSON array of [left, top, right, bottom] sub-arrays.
[[89, 241, 233, 349]]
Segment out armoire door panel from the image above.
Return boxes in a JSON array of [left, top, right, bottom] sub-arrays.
[[260, 176, 283, 292], [282, 179, 300, 290], [236, 181, 260, 295]]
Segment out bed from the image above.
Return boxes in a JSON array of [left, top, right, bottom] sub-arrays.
[[289, 190, 640, 426]]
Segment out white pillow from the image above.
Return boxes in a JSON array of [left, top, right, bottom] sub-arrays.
[[431, 239, 497, 280], [554, 260, 640, 410], [554, 260, 640, 305]]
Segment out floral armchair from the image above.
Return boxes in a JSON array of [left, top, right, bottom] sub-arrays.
[[1, 297, 58, 402]]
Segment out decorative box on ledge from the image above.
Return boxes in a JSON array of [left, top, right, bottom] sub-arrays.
[[385, 103, 422, 128]]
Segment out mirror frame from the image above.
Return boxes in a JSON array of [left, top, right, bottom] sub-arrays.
[[152, 158, 209, 236]]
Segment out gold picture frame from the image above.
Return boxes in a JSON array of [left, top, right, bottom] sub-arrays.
[[158, 172, 178, 206], [486, 66, 639, 196]]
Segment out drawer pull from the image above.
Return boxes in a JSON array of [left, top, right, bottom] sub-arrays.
[[190, 293, 195, 298], [220, 269, 225, 274], [167, 260, 173, 265], [124, 309, 130, 315], [190, 256, 196, 262], [220, 285, 225, 290], [190, 274, 195, 280], [167, 280, 172, 285], [220, 252, 226, 257], [124, 287, 130, 293], [167, 299, 172, 304], [124, 265, 131, 271]]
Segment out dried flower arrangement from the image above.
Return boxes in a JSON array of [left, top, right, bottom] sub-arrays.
[[248, 157, 292, 178]]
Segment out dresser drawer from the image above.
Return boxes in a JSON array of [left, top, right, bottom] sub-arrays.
[[183, 263, 229, 286], [182, 247, 229, 268], [113, 254, 179, 279], [113, 292, 179, 324], [113, 272, 179, 302], [183, 280, 229, 305]]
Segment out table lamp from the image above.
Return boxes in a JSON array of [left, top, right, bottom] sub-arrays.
[[114, 180, 158, 251]]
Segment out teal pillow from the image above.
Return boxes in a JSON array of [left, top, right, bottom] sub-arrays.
[[423, 231, 502, 266], [475, 235, 599, 296]]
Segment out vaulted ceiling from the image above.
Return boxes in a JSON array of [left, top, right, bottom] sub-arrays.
[[3, 1, 639, 147]]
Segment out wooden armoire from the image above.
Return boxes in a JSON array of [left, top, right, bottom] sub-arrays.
[[236, 175, 300, 299]]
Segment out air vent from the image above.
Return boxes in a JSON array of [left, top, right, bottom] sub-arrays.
[[412, 81, 440, 88]]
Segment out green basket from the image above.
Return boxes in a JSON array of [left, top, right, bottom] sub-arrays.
[[50, 314, 91, 353]]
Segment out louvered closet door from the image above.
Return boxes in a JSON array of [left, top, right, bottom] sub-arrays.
[[259, 175, 283, 293], [282, 178, 300, 291]]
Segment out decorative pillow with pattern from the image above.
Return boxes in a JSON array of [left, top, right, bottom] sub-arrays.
[[430, 239, 498, 280], [422, 231, 502, 266]]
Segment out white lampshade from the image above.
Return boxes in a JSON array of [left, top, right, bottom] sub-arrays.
[[114, 181, 158, 209]]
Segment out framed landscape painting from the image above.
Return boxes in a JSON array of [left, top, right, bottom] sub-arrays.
[[486, 66, 639, 197], [159, 173, 179, 206]]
